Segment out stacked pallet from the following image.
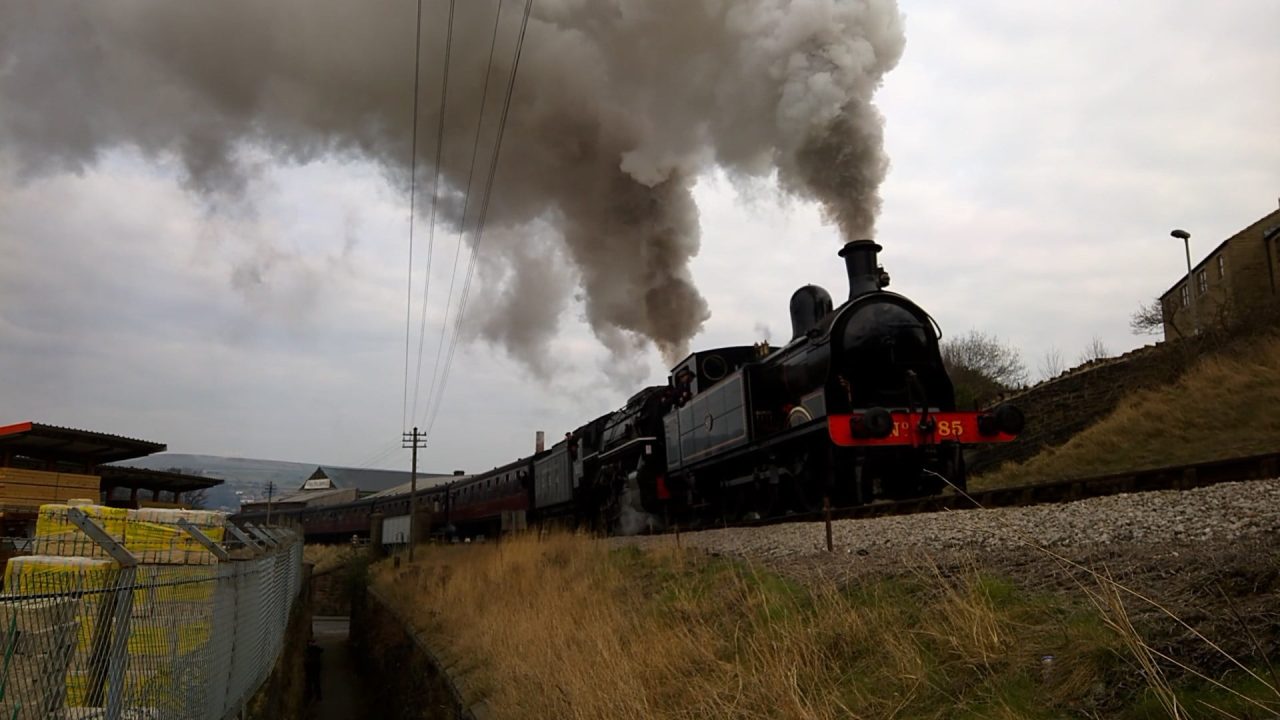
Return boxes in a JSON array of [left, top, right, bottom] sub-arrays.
[[0, 468, 99, 509]]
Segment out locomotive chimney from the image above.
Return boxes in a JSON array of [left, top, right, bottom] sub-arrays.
[[535, 430, 545, 453], [838, 239, 884, 301]]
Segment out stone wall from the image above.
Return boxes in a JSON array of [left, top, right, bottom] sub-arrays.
[[310, 566, 352, 617], [349, 588, 468, 720], [967, 340, 1201, 475]]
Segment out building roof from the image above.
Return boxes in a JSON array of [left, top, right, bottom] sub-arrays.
[[266, 487, 355, 506], [304, 466, 449, 494], [98, 466, 224, 493], [0, 422, 166, 465], [1161, 207, 1280, 298], [367, 475, 462, 499]]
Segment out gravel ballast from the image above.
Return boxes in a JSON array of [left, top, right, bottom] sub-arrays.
[[619, 478, 1280, 565]]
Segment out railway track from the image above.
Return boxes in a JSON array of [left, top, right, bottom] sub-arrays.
[[733, 450, 1280, 530]]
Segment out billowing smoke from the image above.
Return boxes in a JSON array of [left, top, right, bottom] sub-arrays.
[[0, 0, 904, 371]]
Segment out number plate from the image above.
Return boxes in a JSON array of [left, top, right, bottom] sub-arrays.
[[827, 412, 1017, 447]]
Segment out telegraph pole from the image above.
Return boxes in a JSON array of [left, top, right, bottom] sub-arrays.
[[402, 427, 427, 561], [265, 481, 275, 525]]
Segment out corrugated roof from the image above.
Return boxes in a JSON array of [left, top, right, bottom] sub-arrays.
[[310, 466, 449, 494], [271, 487, 355, 504], [367, 475, 463, 499], [0, 421, 166, 465], [98, 466, 223, 492]]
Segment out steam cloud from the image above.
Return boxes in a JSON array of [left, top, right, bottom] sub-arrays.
[[0, 0, 904, 372]]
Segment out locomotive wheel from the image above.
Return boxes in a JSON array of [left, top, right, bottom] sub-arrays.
[[779, 452, 824, 513], [792, 474, 825, 513]]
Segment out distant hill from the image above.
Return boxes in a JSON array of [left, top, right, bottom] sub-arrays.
[[114, 453, 318, 511]]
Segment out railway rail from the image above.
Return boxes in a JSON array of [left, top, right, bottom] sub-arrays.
[[734, 450, 1280, 530]]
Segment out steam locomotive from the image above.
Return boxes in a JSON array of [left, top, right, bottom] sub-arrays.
[[243, 240, 1023, 540]]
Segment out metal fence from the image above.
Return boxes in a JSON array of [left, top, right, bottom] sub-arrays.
[[0, 515, 302, 720]]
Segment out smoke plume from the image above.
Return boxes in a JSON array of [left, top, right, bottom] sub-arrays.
[[0, 0, 905, 370]]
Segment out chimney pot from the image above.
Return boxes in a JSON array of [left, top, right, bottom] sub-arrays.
[[535, 430, 546, 453], [838, 239, 884, 301]]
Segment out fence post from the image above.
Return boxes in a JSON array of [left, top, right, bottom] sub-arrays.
[[177, 520, 232, 563], [225, 523, 263, 555], [66, 508, 139, 720], [246, 524, 279, 548]]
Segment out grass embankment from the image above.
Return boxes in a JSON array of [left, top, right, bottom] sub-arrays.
[[372, 534, 1279, 719], [975, 334, 1280, 490]]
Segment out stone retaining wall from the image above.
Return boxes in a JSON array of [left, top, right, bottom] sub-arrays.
[[967, 339, 1201, 474], [350, 587, 479, 720]]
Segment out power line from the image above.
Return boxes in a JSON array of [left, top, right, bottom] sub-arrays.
[[409, 0, 459, 425], [421, 0, 505, 427], [400, 0, 427, 433], [352, 441, 401, 469], [425, 0, 535, 439]]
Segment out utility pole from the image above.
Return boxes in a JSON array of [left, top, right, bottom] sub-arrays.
[[402, 427, 427, 562], [265, 481, 275, 525]]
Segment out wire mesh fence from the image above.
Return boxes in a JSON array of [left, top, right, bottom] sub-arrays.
[[0, 510, 302, 720]]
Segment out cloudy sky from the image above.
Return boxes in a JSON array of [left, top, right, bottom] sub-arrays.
[[2, 0, 1277, 474]]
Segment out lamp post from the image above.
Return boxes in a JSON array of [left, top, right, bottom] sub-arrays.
[[1171, 229, 1199, 335]]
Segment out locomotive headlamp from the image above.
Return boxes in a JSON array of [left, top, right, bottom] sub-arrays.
[[852, 407, 894, 438], [979, 403, 1025, 436], [994, 403, 1025, 435]]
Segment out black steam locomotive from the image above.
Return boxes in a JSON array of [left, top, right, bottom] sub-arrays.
[[244, 240, 1023, 539], [575, 239, 1024, 531]]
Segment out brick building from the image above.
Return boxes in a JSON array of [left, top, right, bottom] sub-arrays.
[[1160, 205, 1280, 338]]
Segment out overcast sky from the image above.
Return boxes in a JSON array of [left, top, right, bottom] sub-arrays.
[[2, 0, 1277, 474]]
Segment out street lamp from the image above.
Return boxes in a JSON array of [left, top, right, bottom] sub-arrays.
[[1171, 229, 1199, 335]]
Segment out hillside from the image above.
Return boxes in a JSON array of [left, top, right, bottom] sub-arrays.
[[974, 334, 1280, 489], [115, 453, 317, 510]]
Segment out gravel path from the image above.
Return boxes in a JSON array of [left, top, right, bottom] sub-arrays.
[[618, 478, 1280, 566]]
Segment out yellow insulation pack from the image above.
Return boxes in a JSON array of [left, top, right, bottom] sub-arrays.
[[0, 597, 81, 720], [126, 508, 226, 565], [32, 504, 128, 559], [64, 667, 173, 709], [3, 555, 120, 595], [3, 555, 124, 652], [32, 503, 228, 565]]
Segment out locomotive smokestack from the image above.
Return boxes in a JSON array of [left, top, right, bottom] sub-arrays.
[[535, 431, 546, 454], [839, 240, 884, 301]]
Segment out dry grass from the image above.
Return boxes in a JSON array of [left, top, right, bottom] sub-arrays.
[[975, 334, 1280, 490], [372, 535, 1142, 719], [303, 543, 361, 574]]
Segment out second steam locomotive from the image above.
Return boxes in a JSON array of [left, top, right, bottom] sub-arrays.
[[253, 240, 1024, 539]]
